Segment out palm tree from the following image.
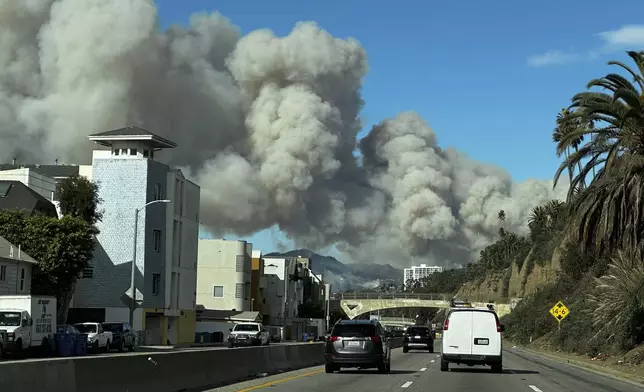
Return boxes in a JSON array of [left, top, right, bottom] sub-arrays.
[[553, 50, 644, 203], [553, 108, 585, 186], [587, 247, 644, 346], [497, 210, 506, 237]]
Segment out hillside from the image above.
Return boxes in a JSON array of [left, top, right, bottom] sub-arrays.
[[409, 52, 644, 367], [264, 248, 403, 290]]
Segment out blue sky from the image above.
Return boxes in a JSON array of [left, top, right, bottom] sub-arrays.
[[155, 0, 644, 256]]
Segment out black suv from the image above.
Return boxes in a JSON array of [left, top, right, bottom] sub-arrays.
[[324, 319, 392, 373], [403, 325, 434, 353]]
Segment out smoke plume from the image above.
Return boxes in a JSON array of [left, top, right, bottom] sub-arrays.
[[0, 0, 568, 268]]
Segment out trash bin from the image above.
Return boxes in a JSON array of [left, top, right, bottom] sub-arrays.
[[74, 334, 87, 356], [55, 333, 75, 357]]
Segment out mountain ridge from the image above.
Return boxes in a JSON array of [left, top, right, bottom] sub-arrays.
[[264, 248, 403, 290]]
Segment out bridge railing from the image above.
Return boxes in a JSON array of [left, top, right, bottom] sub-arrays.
[[335, 292, 452, 301]]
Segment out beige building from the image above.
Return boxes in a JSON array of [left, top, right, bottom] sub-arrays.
[[197, 239, 252, 311]]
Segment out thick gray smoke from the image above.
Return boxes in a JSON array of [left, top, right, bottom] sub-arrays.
[[0, 0, 568, 268]]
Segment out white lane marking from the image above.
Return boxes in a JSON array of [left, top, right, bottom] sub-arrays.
[[420, 367, 427, 371], [528, 386, 543, 392], [430, 359, 435, 363], [401, 381, 413, 388]]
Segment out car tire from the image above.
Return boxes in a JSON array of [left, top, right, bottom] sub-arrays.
[[377, 363, 387, 373], [325, 363, 335, 374], [491, 364, 503, 373], [440, 358, 449, 372], [402, 346, 409, 353]]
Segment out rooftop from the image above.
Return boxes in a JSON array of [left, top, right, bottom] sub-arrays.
[[88, 126, 177, 149], [0, 164, 80, 178], [0, 234, 38, 264], [0, 181, 58, 218]]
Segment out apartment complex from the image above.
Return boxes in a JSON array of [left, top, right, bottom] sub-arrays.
[[63, 126, 201, 346], [196, 239, 252, 312], [403, 264, 444, 288]]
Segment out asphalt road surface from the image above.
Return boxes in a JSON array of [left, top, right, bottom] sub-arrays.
[[208, 344, 644, 392]]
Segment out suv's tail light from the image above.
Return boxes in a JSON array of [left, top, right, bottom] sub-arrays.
[[370, 336, 382, 344], [328, 336, 340, 342], [443, 319, 449, 331]]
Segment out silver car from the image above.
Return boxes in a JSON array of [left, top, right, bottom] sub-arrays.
[[324, 319, 392, 373]]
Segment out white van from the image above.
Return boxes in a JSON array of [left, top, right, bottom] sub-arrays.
[[440, 306, 505, 373]]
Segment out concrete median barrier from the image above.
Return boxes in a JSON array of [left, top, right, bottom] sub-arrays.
[[0, 343, 324, 392]]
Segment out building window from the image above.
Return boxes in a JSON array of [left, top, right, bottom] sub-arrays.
[[235, 283, 244, 299], [0, 265, 6, 281], [130, 148, 137, 156], [235, 255, 244, 272], [153, 230, 162, 252], [113, 148, 120, 156], [213, 286, 224, 298], [153, 183, 162, 200], [81, 267, 94, 279], [152, 273, 161, 296], [143, 150, 150, 158], [19, 268, 25, 292]]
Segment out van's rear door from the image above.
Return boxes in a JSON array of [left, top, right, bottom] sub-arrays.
[[471, 310, 501, 356], [443, 310, 473, 355]]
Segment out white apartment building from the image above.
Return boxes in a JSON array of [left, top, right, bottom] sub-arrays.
[[67, 126, 201, 346], [404, 264, 444, 288], [196, 239, 253, 312]]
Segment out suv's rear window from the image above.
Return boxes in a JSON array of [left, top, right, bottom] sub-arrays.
[[407, 327, 429, 335], [332, 324, 376, 337]]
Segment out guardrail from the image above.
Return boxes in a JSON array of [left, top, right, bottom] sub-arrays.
[[335, 292, 452, 300]]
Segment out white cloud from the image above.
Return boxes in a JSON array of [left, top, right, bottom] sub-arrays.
[[597, 25, 644, 48], [527, 50, 580, 67], [527, 24, 644, 68]]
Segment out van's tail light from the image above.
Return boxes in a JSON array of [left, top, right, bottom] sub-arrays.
[[371, 336, 382, 344], [328, 336, 340, 342], [443, 319, 449, 331], [496, 319, 502, 333]]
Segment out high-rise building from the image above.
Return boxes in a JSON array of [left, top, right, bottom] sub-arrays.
[[403, 264, 443, 288]]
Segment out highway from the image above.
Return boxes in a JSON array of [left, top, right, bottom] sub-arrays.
[[208, 343, 644, 392]]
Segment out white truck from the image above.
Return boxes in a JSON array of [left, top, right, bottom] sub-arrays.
[[0, 295, 57, 358], [74, 322, 113, 352], [228, 322, 270, 348]]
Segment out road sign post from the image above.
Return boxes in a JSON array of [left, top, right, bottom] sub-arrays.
[[549, 300, 570, 332]]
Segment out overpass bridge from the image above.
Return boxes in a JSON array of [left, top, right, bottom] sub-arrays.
[[336, 292, 516, 319]]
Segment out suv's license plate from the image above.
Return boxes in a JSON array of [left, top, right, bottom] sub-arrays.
[[347, 341, 360, 346], [414, 336, 421, 339], [475, 338, 489, 345]]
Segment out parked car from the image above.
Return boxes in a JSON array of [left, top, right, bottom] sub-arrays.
[[74, 322, 112, 353], [102, 322, 135, 352], [228, 322, 270, 347], [440, 306, 505, 373], [324, 319, 391, 374], [403, 325, 434, 353]]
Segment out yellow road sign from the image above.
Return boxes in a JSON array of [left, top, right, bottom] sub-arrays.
[[549, 301, 570, 323]]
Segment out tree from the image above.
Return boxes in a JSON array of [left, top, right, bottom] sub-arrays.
[[58, 176, 103, 225], [0, 210, 97, 323], [553, 51, 644, 203]]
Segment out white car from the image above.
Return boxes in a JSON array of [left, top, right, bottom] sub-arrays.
[[440, 305, 505, 373], [228, 322, 270, 347], [74, 322, 113, 352]]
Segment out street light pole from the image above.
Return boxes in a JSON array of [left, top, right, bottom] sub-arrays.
[[129, 199, 171, 328]]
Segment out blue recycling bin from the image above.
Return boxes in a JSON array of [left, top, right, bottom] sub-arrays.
[[55, 333, 75, 357], [74, 333, 87, 356]]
